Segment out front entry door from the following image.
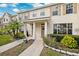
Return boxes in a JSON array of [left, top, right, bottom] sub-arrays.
[[41, 24, 45, 37], [35, 23, 41, 38], [35, 23, 45, 38]]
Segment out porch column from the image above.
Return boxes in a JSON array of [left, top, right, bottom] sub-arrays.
[[33, 22, 36, 39], [44, 22, 47, 37], [24, 23, 27, 38]]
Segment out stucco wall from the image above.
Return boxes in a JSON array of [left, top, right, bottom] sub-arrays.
[[47, 14, 79, 35], [29, 7, 50, 19]]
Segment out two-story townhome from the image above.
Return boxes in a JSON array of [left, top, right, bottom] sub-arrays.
[[22, 3, 79, 40], [0, 3, 79, 40]]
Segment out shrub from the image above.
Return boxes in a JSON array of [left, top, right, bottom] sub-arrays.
[[60, 35, 78, 48], [43, 37, 56, 46], [43, 37, 49, 45], [15, 32, 25, 39], [47, 34, 65, 42], [72, 35, 79, 45], [0, 35, 13, 46]]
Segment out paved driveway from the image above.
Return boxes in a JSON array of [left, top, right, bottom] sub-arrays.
[[19, 38, 44, 56]]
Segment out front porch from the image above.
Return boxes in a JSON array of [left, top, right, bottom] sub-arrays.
[[23, 20, 48, 40]]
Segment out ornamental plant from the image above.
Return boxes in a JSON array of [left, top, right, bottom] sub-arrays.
[[43, 37, 56, 46], [60, 35, 78, 48]]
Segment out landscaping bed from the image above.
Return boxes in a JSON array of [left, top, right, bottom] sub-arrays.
[[43, 34, 79, 54], [57, 45, 79, 53], [40, 47, 66, 56], [0, 39, 34, 56]]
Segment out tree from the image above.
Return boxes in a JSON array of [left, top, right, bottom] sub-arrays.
[[8, 20, 22, 38]]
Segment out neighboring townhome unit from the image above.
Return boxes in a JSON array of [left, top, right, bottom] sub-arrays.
[[0, 13, 12, 28]]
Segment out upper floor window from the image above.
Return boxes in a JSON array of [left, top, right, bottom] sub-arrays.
[[52, 6, 58, 16], [18, 15, 21, 20], [24, 16, 27, 19], [40, 12, 45, 16], [19, 17, 21, 20], [6, 19, 8, 21], [4, 19, 5, 22], [66, 3, 73, 14], [3, 19, 8, 22], [32, 13, 37, 17], [52, 11, 58, 16], [18, 14, 22, 20]]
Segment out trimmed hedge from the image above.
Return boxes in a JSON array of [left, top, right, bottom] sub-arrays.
[[0, 35, 13, 46]]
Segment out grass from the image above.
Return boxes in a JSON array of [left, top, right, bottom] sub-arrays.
[[0, 39, 34, 56], [0, 35, 13, 46], [40, 47, 66, 56]]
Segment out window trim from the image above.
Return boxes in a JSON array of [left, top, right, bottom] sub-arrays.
[[66, 3, 73, 14], [52, 6, 59, 16], [52, 10, 58, 16], [53, 23, 72, 34], [40, 11, 45, 16]]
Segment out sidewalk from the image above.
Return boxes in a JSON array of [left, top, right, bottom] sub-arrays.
[[19, 38, 44, 56], [0, 39, 23, 53]]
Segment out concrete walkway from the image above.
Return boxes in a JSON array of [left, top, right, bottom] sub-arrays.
[[19, 38, 44, 56], [0, 39, 23, 53]]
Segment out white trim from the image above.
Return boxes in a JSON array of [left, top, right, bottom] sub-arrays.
[[33, 22, 36, 39], [44, 22, 47, 37]]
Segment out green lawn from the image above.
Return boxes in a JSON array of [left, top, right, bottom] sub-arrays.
[[40, 47, 66, 56], [0, 35, 13, 46]]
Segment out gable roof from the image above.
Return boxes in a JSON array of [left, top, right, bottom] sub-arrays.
[[0, 12, 12, 20]]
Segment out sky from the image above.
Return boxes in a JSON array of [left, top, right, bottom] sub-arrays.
[[0, 3, 49, 17]]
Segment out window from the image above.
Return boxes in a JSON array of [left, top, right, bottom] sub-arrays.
[[19, 17, 21, 20], [4, 19, 5, 22], [18, 16, 21, 20], [66, 3, 73, 14], [32, 13, 36, 17], [6, 19, 8, 21], [40, 12, 45, 16], [25, 16, 28, 19], [52, 11, 58, 16], [18, 14, 22, 20], [52, 6, 58, 16], [53, 23, 72, 34]]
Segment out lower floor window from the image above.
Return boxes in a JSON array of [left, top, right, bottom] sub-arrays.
[[53, 23, 72, 34]]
